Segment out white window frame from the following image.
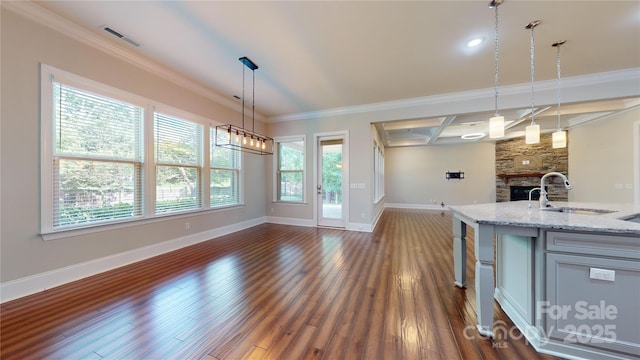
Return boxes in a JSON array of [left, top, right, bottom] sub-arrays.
[[273, 135, 306, 203], [40, 64, 243, 240], [41, 64, 149, 233], [153, 110, 205, 215], [373, 140, 385, 203]]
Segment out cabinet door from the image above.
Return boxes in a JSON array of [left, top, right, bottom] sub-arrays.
[[546, 253, 640, 357], [496, 234, 534, 325]]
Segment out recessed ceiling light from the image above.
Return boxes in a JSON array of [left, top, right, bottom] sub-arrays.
[[461, 132, 486, 140], [467, 37, 484, 48]]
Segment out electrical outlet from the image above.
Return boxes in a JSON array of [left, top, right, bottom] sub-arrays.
[[185, 222, 191, 230]]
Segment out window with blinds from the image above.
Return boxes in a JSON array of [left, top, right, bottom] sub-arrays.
[[154, 113, 203, 214], [210, 128, 241, 207], [52, 82, 144, 228], [41, 65, 241, 236], [275, 137, 305, 202]]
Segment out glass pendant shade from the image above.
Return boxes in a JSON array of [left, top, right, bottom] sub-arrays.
[[552, 129, 567, 148], [489, 115, 505, 138], [525, 124, 540, 144]]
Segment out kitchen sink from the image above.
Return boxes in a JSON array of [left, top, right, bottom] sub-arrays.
[[620, 213, 640, 223], [540, 207, 617, 215]]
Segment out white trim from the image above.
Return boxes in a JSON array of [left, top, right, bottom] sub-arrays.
[[270, 68, 640, 123], [314, 131, 350, 228], [40, 64, 245, 236], [265, 216, 315, 228], [371, 204, 385, 231], [1, 216, 266, 303], [273, 135, 307, 203], [635, 120, 640, 206], [7, 2, 638, 129], [346, 222, 373, 232], [385, 203, 450, 211]]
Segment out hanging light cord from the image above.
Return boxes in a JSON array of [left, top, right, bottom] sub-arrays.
[[554, 41, 565, 131], [252, 67, 256, 132], [529, 24, 535, 125], [241, 62, 246, 130], [493, 3, 500, 116], [527, 21, 540, 125]]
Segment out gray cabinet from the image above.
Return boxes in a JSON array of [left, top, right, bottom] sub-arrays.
[[545, 231, 640, 358]]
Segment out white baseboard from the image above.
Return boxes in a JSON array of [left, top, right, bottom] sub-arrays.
[[346, 222, 373, 232], [2, 214, 383, 303], [265, 216, 315, 228], [371, 205, 385, 230], [385, 203, 450, 210], [0, 216, 266, 303]]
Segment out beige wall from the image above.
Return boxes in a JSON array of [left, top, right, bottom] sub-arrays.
[[1, 9, 267, 283], [568, 108, 639, 204], [385, 142, 496, 206], [267, 115, 375, 227]]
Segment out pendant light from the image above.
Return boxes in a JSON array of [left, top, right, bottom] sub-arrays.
[[525, 20, 541, 144], [216, 56, 274, 155], [552, 40, 567, 148], [489, 0, 504, 139]]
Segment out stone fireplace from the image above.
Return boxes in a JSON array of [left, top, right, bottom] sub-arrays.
[[496, 133, 569, 202]]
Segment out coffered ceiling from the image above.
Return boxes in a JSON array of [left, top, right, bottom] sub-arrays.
[[17, 1, 640, 146]]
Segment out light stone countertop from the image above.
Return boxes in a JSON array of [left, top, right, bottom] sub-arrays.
[[449, 201, 640, 235]]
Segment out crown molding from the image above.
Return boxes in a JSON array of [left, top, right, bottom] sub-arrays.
[[270, 68, 640, 123], [1, 0, 266, 122], [4, 1, 636, 125]]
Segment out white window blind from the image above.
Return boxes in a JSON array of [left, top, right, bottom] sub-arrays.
[[210, 129, 241, 207], [154, 113, 203, 214], [52, 82, 144, 228]]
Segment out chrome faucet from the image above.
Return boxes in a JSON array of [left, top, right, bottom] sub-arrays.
[[528, 187, 541, 208], [539, 172, 572, 208]]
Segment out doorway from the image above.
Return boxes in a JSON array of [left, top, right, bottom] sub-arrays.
[[316, 133, 348, 228]]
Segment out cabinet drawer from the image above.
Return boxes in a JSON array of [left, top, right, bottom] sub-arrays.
[[545, 253, 640, 356], [546, 231, 640, 260]]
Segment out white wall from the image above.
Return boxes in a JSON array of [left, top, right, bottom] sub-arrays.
[[385, 142, 496, 207], [569, 108, 639, 204], [0, 9, 267, 290]]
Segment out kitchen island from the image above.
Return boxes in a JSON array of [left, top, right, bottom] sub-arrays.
[[449, 201, 640, 360]]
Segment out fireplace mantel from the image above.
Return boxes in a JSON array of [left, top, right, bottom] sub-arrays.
[[497, 173, 545, 179]]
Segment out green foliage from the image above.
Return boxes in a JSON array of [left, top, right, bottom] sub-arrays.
[[322, 151, 342, 193], [279, 141, 304, 170], [58, 202, 135, 226]]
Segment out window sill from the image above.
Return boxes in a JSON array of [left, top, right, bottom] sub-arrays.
[[272, 201, 307, 206], [41, 204, 244, 241]]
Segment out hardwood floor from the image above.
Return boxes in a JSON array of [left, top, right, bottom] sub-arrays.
[[0, 209, 559, 359]]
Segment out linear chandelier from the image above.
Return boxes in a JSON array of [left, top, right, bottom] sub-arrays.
[[216, 56, 274, 155]]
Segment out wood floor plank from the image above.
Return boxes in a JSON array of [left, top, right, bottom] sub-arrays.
[[0, 210, 560, 360]]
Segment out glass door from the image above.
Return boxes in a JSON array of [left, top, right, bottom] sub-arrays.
[[317, 137, 344, 228]]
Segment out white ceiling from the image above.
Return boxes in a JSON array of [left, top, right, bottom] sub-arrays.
[[28, 1, 640, 146]]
